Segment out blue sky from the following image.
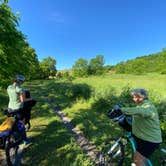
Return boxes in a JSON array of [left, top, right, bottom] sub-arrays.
[[9, 0, 166, 70]]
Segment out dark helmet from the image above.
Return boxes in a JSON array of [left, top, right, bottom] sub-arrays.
[[15, 74, 25, 82], [130, 88, 148, 99]]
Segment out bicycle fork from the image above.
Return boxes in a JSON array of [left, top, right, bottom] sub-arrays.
[[107, 137, 122, 158]]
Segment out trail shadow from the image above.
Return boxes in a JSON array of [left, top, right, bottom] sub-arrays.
[[0, 93, 8, 122], [22, 120, 92, 166], [0, 94, 8, 109], [22, 120, 72, 165], [30, 80, 92, 110]]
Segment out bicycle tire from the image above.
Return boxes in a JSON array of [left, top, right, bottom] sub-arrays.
[[99, 138, 125, 166], [5, 134, 19, 166]]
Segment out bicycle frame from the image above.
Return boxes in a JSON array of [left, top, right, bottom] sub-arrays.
[[107, 108, 154, 166]]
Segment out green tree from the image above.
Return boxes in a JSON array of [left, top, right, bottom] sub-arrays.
[[22, 44, 40, 79], [89, 55, 105, 75], [0, 3, 24, 78], [39, 56, 57, 78], [72, 58, 88, 77], [115, 61, 125, 73], [0, 0, 10, 3], [0, 3, 42, 87]]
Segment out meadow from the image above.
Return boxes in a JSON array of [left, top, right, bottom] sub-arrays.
[[0, 74, 165, 166]]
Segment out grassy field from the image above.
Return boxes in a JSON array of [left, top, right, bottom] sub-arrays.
[[0, 74, 165, 166], [73, 73, 166, 99]]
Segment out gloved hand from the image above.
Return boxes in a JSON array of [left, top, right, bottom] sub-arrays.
[[113, 104, 121, 111], [107, 104, 122, 120]]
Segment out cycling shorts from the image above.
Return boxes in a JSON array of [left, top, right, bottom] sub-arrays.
[[133, 135, 160, 158]]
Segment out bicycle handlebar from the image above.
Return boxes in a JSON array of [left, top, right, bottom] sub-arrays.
[[107, 106, 125, 122]]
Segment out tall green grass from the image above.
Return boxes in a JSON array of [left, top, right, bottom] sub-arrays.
[[73, 74, 166, 99]]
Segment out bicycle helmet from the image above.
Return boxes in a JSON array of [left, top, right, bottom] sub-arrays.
[[130, 88, 148, 99], [15, 74, 25, 82]]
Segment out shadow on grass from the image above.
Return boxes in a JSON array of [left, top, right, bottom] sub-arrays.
[[30, 80, 92, 110], [68, 93, 124, 146], [0, 92, 8, 122], [22, 120, 72, 166], [22, 120, 93, 166]]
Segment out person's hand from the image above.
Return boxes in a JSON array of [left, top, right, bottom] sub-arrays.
[[107, 104, 122, 120], [113, 104, 121, 111]]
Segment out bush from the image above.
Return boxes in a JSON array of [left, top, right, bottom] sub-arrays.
[[65, 83, 91, 100]]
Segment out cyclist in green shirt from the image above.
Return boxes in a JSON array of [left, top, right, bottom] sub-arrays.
[[7, 75, 33, 118], [7, 75, 25, 111], [121, 88, 162, 166], [7, 75, 33, 144]]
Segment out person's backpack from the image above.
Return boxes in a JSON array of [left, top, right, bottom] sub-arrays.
[[24, 90, 37, 108], [25, 90, 31, 98], [0, 117, 15, 132]]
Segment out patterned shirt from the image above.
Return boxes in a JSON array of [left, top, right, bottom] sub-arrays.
[[7, 83, 24, 110]]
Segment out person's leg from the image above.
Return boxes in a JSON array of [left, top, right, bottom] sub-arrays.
[[133, 135, 160, 166], [24, 108, 31, 124], [134, 151, 147, 166]]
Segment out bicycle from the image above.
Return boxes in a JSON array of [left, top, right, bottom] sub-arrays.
[[98, 107, 166, 166], [0, 117, 25, 166]]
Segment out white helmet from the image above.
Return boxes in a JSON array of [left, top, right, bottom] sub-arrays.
[[16, 74, 25, 82]]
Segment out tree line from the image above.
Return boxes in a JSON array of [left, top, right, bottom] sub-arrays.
[[70, 50, 166, 78], [72, 55, 105, 77], [113, 49, 166, 74]]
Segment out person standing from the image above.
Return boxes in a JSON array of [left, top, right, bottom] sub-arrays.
[[7, 74, 32, 144], [120, 88, 162, 166]]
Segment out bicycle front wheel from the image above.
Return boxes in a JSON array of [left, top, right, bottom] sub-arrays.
[[99, 138, 125, 166], [5, 134, 19, 166]]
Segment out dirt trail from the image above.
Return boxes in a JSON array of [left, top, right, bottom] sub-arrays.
[[46, 97, 102, 165]]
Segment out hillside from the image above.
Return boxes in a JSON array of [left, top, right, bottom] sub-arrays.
[[112, 50, 166, 74]]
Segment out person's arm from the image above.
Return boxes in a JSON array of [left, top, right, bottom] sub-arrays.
[[20, 93, 32, 102], [121, 103, 156, 118], [19, 92, 26, 102], [17, 86, 32, 102]]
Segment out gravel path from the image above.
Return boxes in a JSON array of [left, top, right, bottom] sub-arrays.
[[46, 97, 102, 166]]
